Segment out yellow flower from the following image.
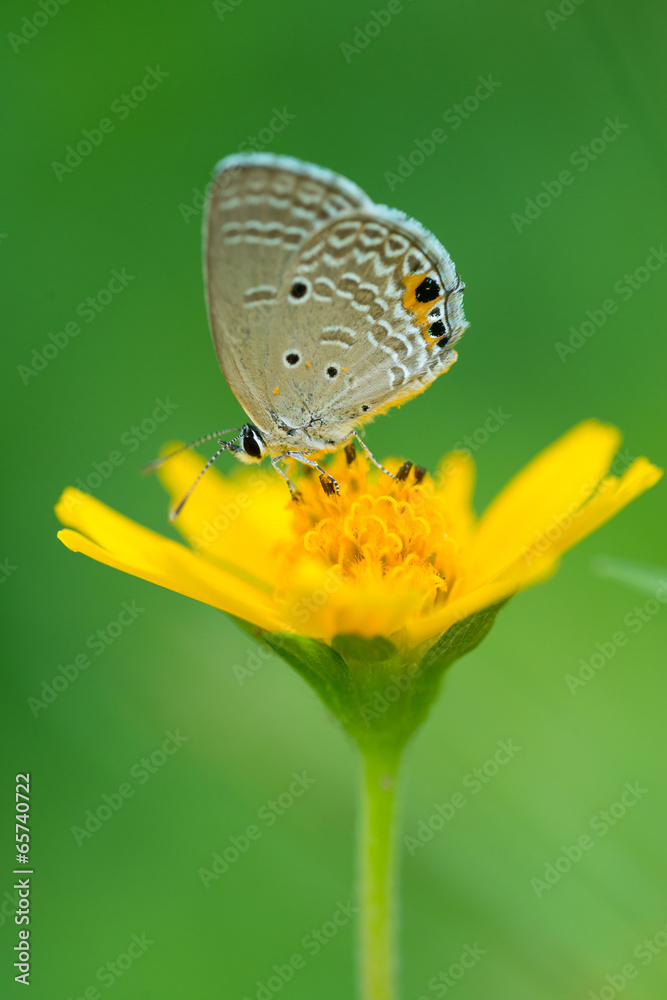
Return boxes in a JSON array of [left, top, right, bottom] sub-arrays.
[[54, 416, 662, 1000], [56, 420, 660, 655]]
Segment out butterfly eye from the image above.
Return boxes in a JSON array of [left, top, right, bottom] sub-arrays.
[[241, 424, 265, 459], [289, 279, 310, 302], [284, 351, 301, 367]]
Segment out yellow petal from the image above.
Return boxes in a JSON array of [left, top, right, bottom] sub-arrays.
[[404, 576, 521, 648], [517, 457, 662, 563], [466, 420, 621, 586], [435, 450, 476, 544], [156, 446, 292, 587], [56, 487, 174, 568], [281, 560, 427, 642], [484, 458, 662, 590], [56, 491, 284, 633]]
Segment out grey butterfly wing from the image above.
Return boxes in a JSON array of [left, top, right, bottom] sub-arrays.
[[264, 207, 467, 444], [205, 153, 373, 428]]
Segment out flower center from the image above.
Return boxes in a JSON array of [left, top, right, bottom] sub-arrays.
[[281, 450, 459, 612]]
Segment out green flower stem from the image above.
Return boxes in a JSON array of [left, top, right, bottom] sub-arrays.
[[359, 746, 403, 1000], [247, 608, 507, 997]]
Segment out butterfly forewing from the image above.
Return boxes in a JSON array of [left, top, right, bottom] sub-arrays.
[[205, 154, 372, 429]]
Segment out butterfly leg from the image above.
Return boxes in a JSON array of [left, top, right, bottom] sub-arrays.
[[270, 456, 302, 500], [352, 433, 397, 481], [288, 453, 340, 496]]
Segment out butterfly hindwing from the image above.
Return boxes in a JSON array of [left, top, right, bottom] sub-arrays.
[[261, 207, 467, 440]]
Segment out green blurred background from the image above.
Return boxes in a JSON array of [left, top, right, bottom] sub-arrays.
[[2, 0, 666, 996]]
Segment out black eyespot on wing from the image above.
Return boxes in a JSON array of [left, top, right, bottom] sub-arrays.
[[415, 277, 440, 302], [436, 336, 450, 349], [326, 366, 338, 378], [361, 404, 370, 412], [428, 320, 446, 338], [285, 352, 300, 365], [290, 281, 307, 299]]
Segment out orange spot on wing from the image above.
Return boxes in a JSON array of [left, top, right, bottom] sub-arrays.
[[273, 386, 280, 395], [402, 273, 445, 349]]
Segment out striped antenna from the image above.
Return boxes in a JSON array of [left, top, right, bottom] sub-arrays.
[[169, 436, 243, 521], [141, 428, 241, 475]]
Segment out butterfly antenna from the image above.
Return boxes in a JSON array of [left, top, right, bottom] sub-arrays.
[[141, 428, 241, 475], [169, 437, 241, 522]]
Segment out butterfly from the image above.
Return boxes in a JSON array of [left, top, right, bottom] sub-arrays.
[[150, 153, 467, 518]]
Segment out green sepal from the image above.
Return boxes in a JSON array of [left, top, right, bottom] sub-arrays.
[[231, 618, 354, 723], [231, 602, 506, 752]]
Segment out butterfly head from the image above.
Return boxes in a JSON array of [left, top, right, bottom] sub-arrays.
[[238, 423, 267, 464]]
